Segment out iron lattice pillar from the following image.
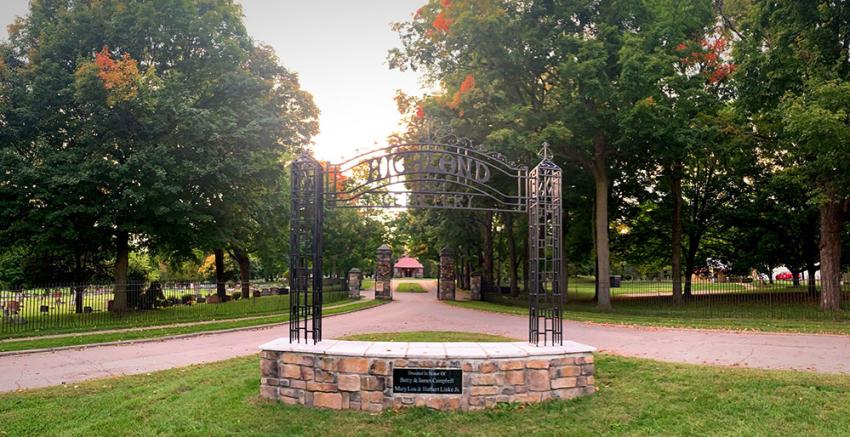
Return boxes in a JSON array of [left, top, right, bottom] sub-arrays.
[[290, 153, 324, 344], [528, 144, 563, 346]]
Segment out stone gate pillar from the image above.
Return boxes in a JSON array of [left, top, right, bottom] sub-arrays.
[[375, 244, 393, 300], [347, 267, 362, 298], [439, 246, 456, 301], [470, 272, 482, 301]]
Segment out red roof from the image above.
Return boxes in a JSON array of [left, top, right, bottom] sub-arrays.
[[394, 256, 423, 269]]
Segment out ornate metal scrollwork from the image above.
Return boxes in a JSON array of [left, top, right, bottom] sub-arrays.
[[289, 136, 564, 346]]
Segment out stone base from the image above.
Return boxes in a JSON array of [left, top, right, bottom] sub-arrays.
[[374, 283, 392, 300], [259, 339, 596, 412], [438, 281, 455, 300], [470, 274, 482, 301]]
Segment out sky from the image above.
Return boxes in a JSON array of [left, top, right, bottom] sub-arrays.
[[0, 0, 427, 162]]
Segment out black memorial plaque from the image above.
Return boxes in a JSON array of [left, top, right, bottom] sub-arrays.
[[392, 368, 463, 394]]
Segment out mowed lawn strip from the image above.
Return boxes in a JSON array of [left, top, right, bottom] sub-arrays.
[[1, 346, 849, 435], [446, 300, 850, 336], [395, 282, 427, 293], [0, 300, 385, 353]]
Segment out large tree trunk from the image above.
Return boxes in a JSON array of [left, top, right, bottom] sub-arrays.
[[683, 231, 700, 298], [483, 211, 494, 285], [233, 248, 251, 298], [592, 192, 599, 302], [506, 213, 519, 297], [214, 248, 226, 300], [73, 253, 84, 314], [593, 136, 611, 310], [818, 197, 843, 311], [670, 163, 683, 304], [112, 230, 130, 312]]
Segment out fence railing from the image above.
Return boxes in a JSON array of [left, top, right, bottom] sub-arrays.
[[482, 277, 850, 320], [0, 279, 351, 338]]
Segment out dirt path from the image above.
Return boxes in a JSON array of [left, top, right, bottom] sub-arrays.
[[1, 279, 849, 393]]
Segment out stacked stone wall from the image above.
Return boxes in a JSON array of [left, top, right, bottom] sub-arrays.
[[260, 351, 595, 412]]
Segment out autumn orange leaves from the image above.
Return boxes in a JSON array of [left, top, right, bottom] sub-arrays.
[[676, 38, 736, 85], [417, 0, 454, 34], [74, 46, 142, 106], [448, 73, 475, 109]]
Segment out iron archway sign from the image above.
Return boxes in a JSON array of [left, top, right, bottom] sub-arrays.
[[289, 133, 563, 346]]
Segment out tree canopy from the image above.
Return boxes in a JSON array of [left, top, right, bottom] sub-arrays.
[[0, 0, 318, 307]]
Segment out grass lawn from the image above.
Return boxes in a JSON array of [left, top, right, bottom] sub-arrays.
[[0, 300, 385, 353], [564, 277, 833, 300], [341, 330, 516, 342], [2, 332, 849, 435], [1, 291, 350, 340], [361, 278, 375, 289], [447, 300, 850, 335], [395, 282, 427, 293]]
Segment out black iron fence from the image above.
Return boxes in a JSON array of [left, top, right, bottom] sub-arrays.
[[482, 277, 850, 320], [0, 279, 351, 338]]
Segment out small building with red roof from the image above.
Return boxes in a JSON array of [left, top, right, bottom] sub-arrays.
[[393, 255, 424, 278]]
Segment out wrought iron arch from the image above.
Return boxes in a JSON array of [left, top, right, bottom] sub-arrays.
[[289, 137, 563, 346], [326, 142, 528, 213]]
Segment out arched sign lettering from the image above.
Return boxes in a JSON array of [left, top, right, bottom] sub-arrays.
[[289, 135, 563, 349], [325, 143, 527, 213]]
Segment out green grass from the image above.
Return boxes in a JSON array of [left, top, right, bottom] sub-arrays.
[[0, 300, 385, 353], [565, 277, 817, 300], [341, 331, 517, 342], [395, 282, 427, 293], [2, 349, 850, 435], [447, 300, 850, 335], [1, 291, 350, 340], [361, 278, 375, 289]]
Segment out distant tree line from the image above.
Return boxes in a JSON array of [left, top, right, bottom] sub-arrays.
[[387, 0, 850, 311]]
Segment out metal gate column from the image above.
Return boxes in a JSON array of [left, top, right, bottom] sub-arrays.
[[289, 153, 324, 344], [528, 143, 564, 346]]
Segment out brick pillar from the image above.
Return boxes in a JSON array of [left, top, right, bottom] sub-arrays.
[[375, 244, 393, 300], [439, 247, 456, 301], [470, 272, 482, 301]]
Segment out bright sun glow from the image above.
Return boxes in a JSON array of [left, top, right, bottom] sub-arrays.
[[237, 0, 428, 163]]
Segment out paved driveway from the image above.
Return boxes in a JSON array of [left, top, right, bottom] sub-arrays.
[[1, 280, 849, 392]]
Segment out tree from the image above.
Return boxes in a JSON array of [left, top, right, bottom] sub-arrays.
[[391, 0, 662, 309], [191, 43, 317, 299], [1, 1, 317, 310], [736, 0, 850, 311], [618, 0, 722, 301], [735, 170, 820, 292]]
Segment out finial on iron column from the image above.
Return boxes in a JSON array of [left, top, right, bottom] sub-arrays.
[[538, 142, 553, 161]]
